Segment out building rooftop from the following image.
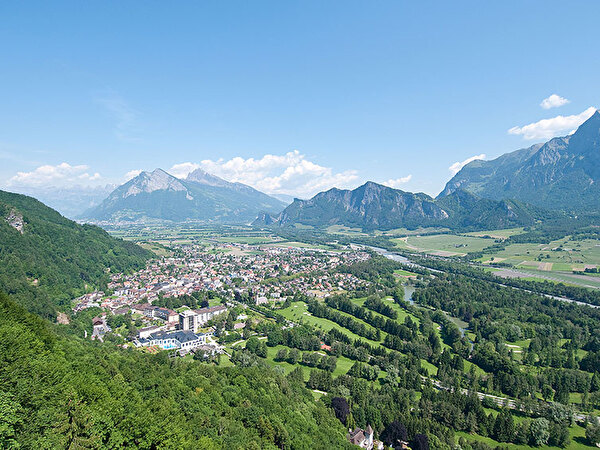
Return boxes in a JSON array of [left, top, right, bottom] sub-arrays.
[[150, 330, 202, 344]]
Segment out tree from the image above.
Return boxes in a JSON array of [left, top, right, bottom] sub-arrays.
[[411, 433, 429, 450], [331, 397, 350, 425], [586, 418, 600, 447], [493, 409, 515, 443], [287, 348, 301, 365], [0, 392, 22, 448], [529, 418, 550, 447], [591, 372, 600, 392], [287, 366, 304, 384], [275, 348, 288, 361], [380, 420, 407, 447], [548, 422, 570, 448]]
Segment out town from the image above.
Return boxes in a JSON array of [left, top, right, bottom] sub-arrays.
[[73, 242, 372, 357]]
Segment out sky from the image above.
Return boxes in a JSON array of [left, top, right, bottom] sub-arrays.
[[1, 1, 600, 200]]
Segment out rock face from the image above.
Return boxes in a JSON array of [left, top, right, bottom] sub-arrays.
[[254, 182, 542, 231], [84, 168, 286, 223], [4, 208, 25, 233], [122, 169, 188, 198], [439, 110, 600, 212], [276, 181, 449, 230]]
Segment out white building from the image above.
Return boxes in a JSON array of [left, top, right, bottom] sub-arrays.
[[138, 330, 207, 351]]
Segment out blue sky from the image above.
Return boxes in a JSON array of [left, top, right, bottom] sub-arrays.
[[1, 1, 599, 198]]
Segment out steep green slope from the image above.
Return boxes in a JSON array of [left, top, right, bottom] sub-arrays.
[[0, 190, 151, 318], [0, 292, 352, 449], [435, 189, 549, 230]]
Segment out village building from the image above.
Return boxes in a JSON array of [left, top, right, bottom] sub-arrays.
[[137, 330, 207, 351]]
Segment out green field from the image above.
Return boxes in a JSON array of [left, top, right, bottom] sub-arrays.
[[278, 301, 382, 346], [479, 238, 600, 270], [393, 233, 495, 256], [456, 422, 590, 450], [466, 227, 525, 239]]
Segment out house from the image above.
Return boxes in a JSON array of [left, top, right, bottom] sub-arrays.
[[132, 303, 154, 315], [154, 307, 179, 324], [179, 310, 198, 331], [91, 317, 110, 342], [320, 343, 332, 352], [138, 330, 207, 351], [138, 325, 161, 339], [256, 296, 269, 305], [347, 425, 382, 450], [193, 305, 227, 326]]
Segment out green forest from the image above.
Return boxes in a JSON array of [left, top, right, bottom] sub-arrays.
[[0, 191, 151, 318]]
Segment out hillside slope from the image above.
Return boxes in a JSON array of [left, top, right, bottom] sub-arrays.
[[440, 110, 600, 212], [0, 292, 353, 448], [0, 190, 151, 318]]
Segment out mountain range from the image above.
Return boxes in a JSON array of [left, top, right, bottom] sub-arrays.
[[254, 181, 545, 231], [440, 110, 600, 212], [63, 109, 600, 227], [83, 168, 286, 223]]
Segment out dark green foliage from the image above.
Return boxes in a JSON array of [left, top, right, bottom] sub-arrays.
[[330, 397, 350, 425], [0, 190, 151, 318], [413, 256, 600, 306], [436, 189, 543, 230], [0, 292, 353, 449], [492, 409, 515, 442]]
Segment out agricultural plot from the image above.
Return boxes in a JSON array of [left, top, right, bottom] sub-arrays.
[[466, 227, 525, 239], [393, 233, 495, 256], [480, 238, 600, 271]]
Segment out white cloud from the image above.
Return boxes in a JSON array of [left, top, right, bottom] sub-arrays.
[[7, 162, 104, 187], [508, 107, 596, 140], [382, 175, 412, 189], [124, 169, 142, 181], [448, 154, 486, 176], [168, 162, 201, 179], [169, 150, 359, 198], [540, 94, 570, 110]]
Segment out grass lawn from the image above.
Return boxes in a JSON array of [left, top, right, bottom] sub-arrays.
[[456, 422, 590, 449], [394, 268, 418, 277], [278, 301, 382, 346], [263, 345, 357, 378]]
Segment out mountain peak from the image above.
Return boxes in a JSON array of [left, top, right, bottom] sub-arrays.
[[186, 168, 230, 187], [125, 168, 186, 197], [438, 109, 600, 212], [151, 168, 171, 176], [572, 108, 600, 139]]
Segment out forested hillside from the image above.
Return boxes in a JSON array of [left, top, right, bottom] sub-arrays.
[[0, 293, 352, 448], [0, 190, 151, 318]]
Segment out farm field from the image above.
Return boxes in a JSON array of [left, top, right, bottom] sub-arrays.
[[479, 238, 600, 270], [466, 227, 525, 239], [393, 233, 495, 256]]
